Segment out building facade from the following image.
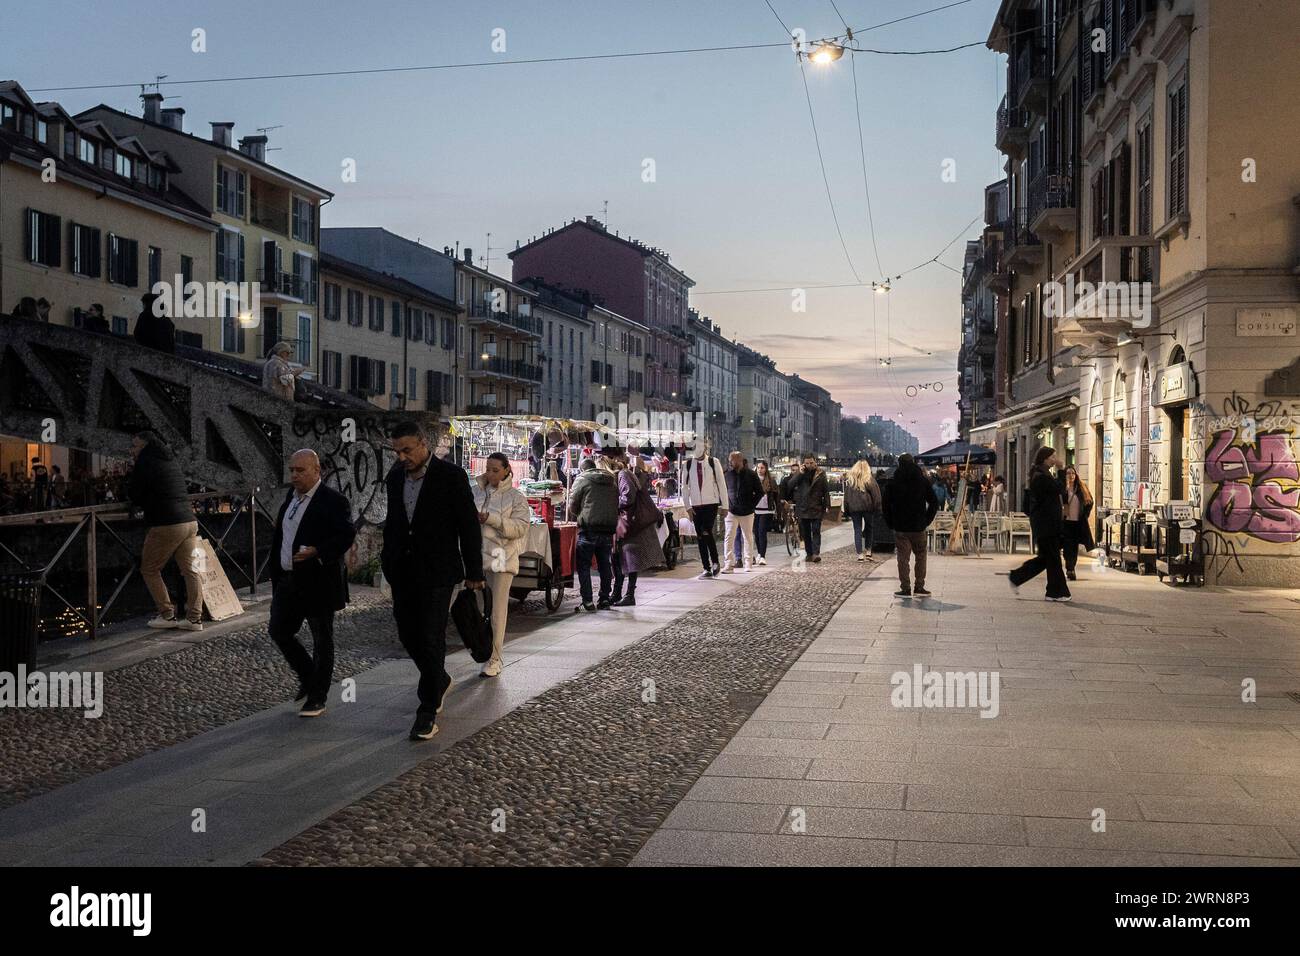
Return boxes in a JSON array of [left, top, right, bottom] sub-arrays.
[[453, 251, 542, 416], [587, 305, 648, 425], [518, 279, 593, 422], [1, 82, 216, 341], [510, 216, 692, 417], [864, 415, 920, 458], [81, 97, 331, 371], [988, 0, 1300, 585], [687, 310, 739, 455], [737, 346, 782, 462], [789, 375, 842, 458], [318, 253, 459, 413], [958, 217, 1000, 440]]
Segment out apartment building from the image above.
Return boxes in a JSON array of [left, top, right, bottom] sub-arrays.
[[958, 225, 1000, 439], [1, 81, 215, 338], [510, 216, 693, 416], [518, 279, 593, 422], [453, 250, 542, 415], [989, 0, 1300, 585], [789, 375, 842, 458], [737, 345, 784, 462], [587, 305, 648, 425], [81, 96, 331, 371], [687, 310, 740, 455], [318, 253, 459, 412], [864, 414, 920, 458]]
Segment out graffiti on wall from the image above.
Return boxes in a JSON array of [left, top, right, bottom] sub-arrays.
[[292, 414, 394, 527], [1195, 392, 1300, 581], [1121, 420, 1138, 507], [1101, 430, 1114, 506]]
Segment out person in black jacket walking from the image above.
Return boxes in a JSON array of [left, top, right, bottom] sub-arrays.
[[268, 450, 357, 717], [382, 421, 484, 740], [881, 453, 939, 598], [128, 430, 204, 629], [722, 452, 763, 572], [1008, 446, 1071, 601], [569, 457, 619, 611]]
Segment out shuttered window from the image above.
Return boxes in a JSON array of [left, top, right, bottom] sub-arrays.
[[25, 209, 61, 267], [1167, 78, 1188, 218]]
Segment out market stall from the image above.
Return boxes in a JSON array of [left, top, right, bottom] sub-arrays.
[[450, 415, 602, 612]]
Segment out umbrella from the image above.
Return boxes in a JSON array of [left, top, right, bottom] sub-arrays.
[[915, 440, 997, 466]]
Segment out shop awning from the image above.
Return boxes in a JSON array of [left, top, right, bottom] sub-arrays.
[[916, 440, 997, 466]]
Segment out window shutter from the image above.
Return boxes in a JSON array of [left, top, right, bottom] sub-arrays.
[[126, 239, 138, 287], [1118, 143, 1132, 236]]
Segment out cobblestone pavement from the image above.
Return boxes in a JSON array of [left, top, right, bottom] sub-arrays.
[[257, 550, 877, 866], [0, 596, 404, 810], [634, 551, 1300, 867]]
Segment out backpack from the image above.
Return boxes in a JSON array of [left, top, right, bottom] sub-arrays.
[[450, 586, 494, 662]]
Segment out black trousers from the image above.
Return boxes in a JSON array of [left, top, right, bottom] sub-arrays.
[[1061, 520, 1085, 573], [692, 503, 720, 569], [1009, 533, 1071, 599], [799, 518, 823, 557], [613, 550, 637, 597], [390, 574, 454, 719], [268, 578, 335, 705]]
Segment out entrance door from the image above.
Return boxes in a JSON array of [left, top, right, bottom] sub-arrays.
[[1168, 405, 1189, 500], [262, 308, 281, 357]]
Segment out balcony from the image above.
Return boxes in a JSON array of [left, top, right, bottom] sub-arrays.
[[249, 198, 289, 236], [467, 305, 543, 338], [981, 233, 1010, 293], [1053, 236, 1161, 349], [466, 403, 498, 415], [1011, 42, 1049, 113], [257, 268, 306, 301], [995, 94, 1030, 158], [1027, 165, 1076, 240], [1001, 208, 1042, 271], [467, 355, 543, 384]]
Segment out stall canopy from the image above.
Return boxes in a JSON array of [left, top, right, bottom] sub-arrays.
[[915, 440, 997, 466]]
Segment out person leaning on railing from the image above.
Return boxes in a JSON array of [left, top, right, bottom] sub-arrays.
[[128, 430, 205, 630]]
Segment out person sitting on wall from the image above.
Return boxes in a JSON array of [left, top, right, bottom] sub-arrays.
[[133, 292, 175, 354], [263, 342, 304, 401], [83, 303, 111, 334]]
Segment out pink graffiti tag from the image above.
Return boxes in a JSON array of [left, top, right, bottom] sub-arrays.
[[1206, 429, 1300, 543]]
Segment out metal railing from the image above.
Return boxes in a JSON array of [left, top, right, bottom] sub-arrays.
[[467, 306, 543, 336], [0, 489, 277, 640], [257, 268, 306, 299], [1027, 164, 1075, 223], [995, 93, 1028, 146], [1013, 42, 1047, 105]]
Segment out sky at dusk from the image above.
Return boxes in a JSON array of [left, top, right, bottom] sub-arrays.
[[5, 0, 1006, 448]]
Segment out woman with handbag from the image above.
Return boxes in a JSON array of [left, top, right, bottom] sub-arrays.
[[472, 452, 532, 677], [612, 455, 665, 607]]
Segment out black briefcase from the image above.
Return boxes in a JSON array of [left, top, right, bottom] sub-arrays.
[[450, 586, 494, 663]]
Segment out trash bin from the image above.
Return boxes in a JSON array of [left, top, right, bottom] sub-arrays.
[[0, 571, 42, 673]]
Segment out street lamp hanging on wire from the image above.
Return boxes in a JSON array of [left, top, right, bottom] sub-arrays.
[[805, 40, 845, 65]]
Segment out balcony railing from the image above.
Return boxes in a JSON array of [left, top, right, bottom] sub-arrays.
[[467, 306, 543, 337], [1027, 165, 1076, 235], [1012, 42, 1048, 109], [257, 268, 305, 299], [995, 93, 1029, 154], [468, 356, 543, 382]]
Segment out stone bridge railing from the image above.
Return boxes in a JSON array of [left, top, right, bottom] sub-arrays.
[[0, 315, 438, 527]]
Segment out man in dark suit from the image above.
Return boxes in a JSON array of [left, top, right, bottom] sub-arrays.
[[382, 421, 484, 741], [268, 449, 357, 717]]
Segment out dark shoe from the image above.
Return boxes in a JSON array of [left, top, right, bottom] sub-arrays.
[[710, 564, 720, 577], [409, 716, 438, 741], [436, 676, 455, 715], [913, 587, 932, 597], [1066, 571, 1078, 581], [610, 590, 623, 604], [612, 594, 636, 607], [894, 587, 912, 597], [575, 602, 598, 613], [811, 555, 822, 563], [596, 598, 612, 610], [299, 700, 327, 718]]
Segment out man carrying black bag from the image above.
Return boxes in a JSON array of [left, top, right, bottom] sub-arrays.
[[382, 421, 484, 741], [268, 449, 357, 717]]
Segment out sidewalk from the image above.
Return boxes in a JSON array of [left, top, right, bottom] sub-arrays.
[[0, 525, 851, 866], [634, 549, 1300, 866]]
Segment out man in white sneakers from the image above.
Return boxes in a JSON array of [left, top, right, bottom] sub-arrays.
[[721, 452, 762, 572], [679, 441, 728, 578]]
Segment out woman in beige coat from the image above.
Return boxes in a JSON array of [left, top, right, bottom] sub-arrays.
[[472, 453, 532, 677]]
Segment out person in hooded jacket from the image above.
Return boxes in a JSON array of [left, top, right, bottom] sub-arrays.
[[570, 456, 620, 612], [128, 430, 204, 629], [472, 452, 532, 677], [882, 453, 939, 598], [1008, 446, 1071, 601]]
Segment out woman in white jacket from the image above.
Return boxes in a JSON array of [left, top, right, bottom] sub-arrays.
[[472, 453, 532, 678]]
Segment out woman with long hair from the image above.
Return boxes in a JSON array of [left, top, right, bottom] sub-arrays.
[[612, 454, 663, 607], [1061, 465, 1096, 581], [843, 460, 882, 561], [1007, 447, 1071, 601], [472, 452, 532, 677], [751, 460, 781, 566]]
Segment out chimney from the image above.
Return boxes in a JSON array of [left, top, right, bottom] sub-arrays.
[[463, 247, 473, 264], [210, 122, 234, 147], [141, 92, 163, 124], [238, 134, 267, 162], [160, 107, 185, 131]]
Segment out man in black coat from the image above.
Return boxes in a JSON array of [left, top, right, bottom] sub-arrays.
[[268, 449, 357, 717], [1009, 447, 1071, 601], [133, 292, 175, 354], [722, 452, 763, 571], [882, 454, 940, 597], [781, 453, 832, 562], [382, 421, 484, 740]]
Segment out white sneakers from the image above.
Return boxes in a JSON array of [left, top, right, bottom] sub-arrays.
[[147, 615, 178, 629], [178, 619, 203, 631], [480, 656, 503, 678], [720, 565, 735, 574], [757, 556, 767, 566]]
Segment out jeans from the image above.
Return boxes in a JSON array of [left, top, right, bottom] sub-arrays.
[[390, 575, 455, 718], [724, 511, 755, 567], [140, 520, 203, 621], [1010, 533, 1071, 598], [799, 517, 823, 557], [576, 531, 613, 604], [268, 578, 335, 705], [894, 532, 927, 590], [850, 513, 875, 554], [692, 503, 720, 570], [752, 513, 772, 557]]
